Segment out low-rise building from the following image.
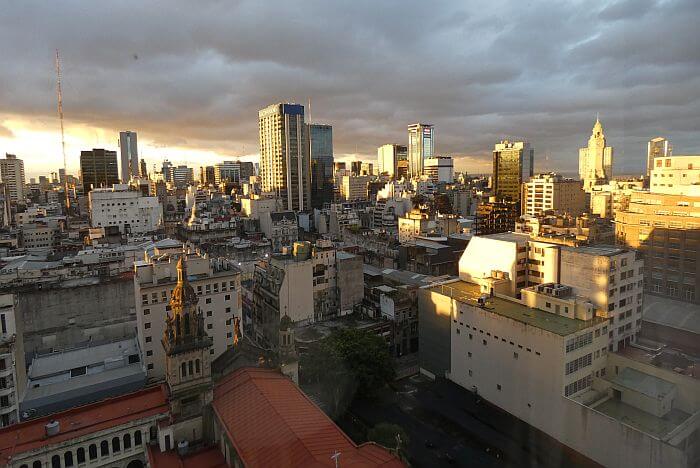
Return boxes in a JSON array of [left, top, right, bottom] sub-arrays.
[[89, 185, 163, 234], [522, 173, 586, 216]]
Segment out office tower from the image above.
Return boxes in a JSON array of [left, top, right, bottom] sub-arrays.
[[339, 175, 370, 201], [171, 165, 194, 186], [58, 168, 66, 185], [492, 140, 534, 209], [240, 161, 255, 180], [579, 118, 613, 191], [214, 161, 241, 184], [377, 144, 408, 178], [0, 154, 26, 203], [162, 160, 173, 182], [474, 198, 517, 235], [200, 165, 216, 185], [408, 123, 434, 177], [140, 159, 148, 179], [308, 124, 334, 208], [350, 161, 362, 176], [79, 148, 119, 193], [119, 131, 139, 182], [258, 103, 311, 211], [522, 173, 586, 216], [615, 155, 699, 304], [647, 137, 672, 178], [424, 156, 454, 183]]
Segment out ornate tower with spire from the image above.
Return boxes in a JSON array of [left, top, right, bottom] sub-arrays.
[[579, 117, 614, 191], [162, 255, 213, 442]]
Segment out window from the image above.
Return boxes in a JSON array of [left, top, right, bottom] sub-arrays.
[[195, 359, 201, 373], [468, 370, 473, 376], [76, 447, 85, 464], [205, 298, 211, 304], [100, 440, 109, 456], [52, 455, 61, 468], [89, 444, 98, 460], [64, 451, 74, 467], [565, 354, 593, 375], [112, 436, 121, 452], [145, 336, 152, 343], [482, 339, 487, 346], [134, 431, 143, 446], [123, 433, 132, 450], [513, 352, 518, 359], [225, 294, 231, 300], [226, 307, 231, 313], [146, 350, 153, 357], [566, 332, 593, 353], [468, 352, 472, 358], [497, 384, 502, 391], [143, 308, 150, 315], [564, 375, 592, 397], [145, 322, 151, 329]]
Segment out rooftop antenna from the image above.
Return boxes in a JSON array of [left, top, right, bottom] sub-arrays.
[[307, 97, 312, 123], [55, 49, 70, 212]]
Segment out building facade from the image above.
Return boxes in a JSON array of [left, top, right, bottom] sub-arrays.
[[522, 173, 586, 216], [424, 156, 454, 183], [579, 118, 613, 191], [259, 103, 312, 211], [80, 149, 120, 193], [492, 140, 534, 208], [89, 185, 163, 234], [647, 137, 672, 179], [377, 144, 408, 178], [407, 123, 434, 177], [0, 155, 26, 203], [134, 252, 241, 380], [308, 123, 334, 208], [119, 131, 139, 183]]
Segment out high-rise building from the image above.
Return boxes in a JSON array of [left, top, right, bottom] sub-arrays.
[[308, 124, 334, 208], [200, 165, 216, 185], [0, 154, 26, 203], [579, 118, 613, 191], [522, 173, 586, 216], [79, 148, 119, 193], [339, 175, 370, 201], [139, 159, 148, 179], [647, 137, 672, 179], [259, 103, 311, 211], [377, 144, 408, 178], [161, 160, 173, 182], [119, 131, 139, 182], [350, 161, 362, 176], [58, 168, 66, 185], [408, 123, 434, 177], [214, 161, 241, 185], [474, 198, 518, 235], [424, 156, 454, 183], [171, 165, 194, 186], [492, 140, 534, 208]]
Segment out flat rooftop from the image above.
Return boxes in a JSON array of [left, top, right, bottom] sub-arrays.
[[427, 280, 605, 336], [559, 244, 626, 257], [643, 294, 700, 335], [595, 399, 689, 439], [29, 338, 139, 378], [610, 367, 676, 400], [478, 232, 530, 243]]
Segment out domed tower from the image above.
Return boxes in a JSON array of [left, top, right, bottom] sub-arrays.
[[278, 314, 299, 383], [162, 255, 213, 442]]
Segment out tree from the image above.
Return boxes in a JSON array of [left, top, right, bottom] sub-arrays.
[[300, 328, 395, 417], [367, 423, 409, 452], [434, 194, 453, 214]]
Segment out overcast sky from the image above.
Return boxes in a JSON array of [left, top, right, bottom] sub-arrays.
[[1, 0, 699, 178]]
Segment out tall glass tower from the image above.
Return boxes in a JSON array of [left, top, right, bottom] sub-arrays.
[[408, 123, 434, 178]]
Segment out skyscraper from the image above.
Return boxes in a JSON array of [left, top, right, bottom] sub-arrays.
[[119, 131, 139, 182], [308, 123, 334, 208], [408, 123, 434, 177], [80, 148, 119, 193], [377, 144, 408, 178], [0, 154, 26, 203], [492, 140, 534, 208], [140, 159, 148, 179], [259, 103, 311, 211], [578, 118, 613, 191], [647, 137, 672, 178]]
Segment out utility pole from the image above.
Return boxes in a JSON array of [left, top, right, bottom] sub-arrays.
[[55, 49, 71, 213]]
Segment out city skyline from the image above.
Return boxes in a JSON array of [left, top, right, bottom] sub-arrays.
[[1, 1, 698, 178]]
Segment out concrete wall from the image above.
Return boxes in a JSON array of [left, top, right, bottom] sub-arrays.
[[15, 277, 136, 354], [417, 286, 454, 378], [336, 253, 363, 315]]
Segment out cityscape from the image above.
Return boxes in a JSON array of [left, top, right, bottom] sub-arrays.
[[0, 2, 699, 468]]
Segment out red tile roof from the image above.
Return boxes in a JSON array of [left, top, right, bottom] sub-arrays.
[[0, 385, 168, 466], [148, 444, 227, 468], [212, 368, 404, 468]]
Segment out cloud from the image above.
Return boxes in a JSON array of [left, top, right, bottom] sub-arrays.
[[0, 124, 13, 138], [0, 0, 698, 176]]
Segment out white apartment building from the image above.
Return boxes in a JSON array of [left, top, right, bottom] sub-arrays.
[[0, 294, 24, 427], [522, 173, 586, 216], [339, 175, 370, 201], [424, 156, 454, 183], [89, 184, 163, 234], [458, 233, 643, 350], [134, 252, 241, 380], [649, 155, 700, 196], [0, 154, 26, 203], [419, 277, 697, 468]]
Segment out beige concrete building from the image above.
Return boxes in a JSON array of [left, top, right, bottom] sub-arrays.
[[377, 144, 407, 178], [0, 154, 26, 203], [339, 175, 370, 201], [614, 176, 700, 305], [398, 209, 437, 243], [589, 179, 645, 219], [522, 173, 586, 216], [458, 234, 644, 350], [649, 155, 700, 196], [647, 137, 672, 178], [240, 194, 281, 220], [134, 251, 241, 380]]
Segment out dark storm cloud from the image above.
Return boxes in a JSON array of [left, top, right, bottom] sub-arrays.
[[1, 0, 698, 173]]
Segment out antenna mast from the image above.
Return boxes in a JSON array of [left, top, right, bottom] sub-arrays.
[[55, 49, 70, 212]]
